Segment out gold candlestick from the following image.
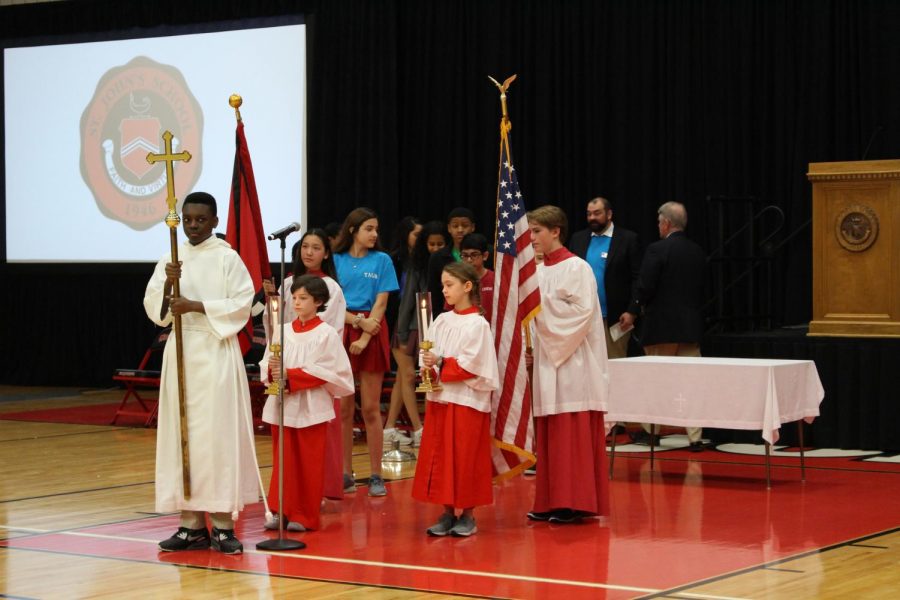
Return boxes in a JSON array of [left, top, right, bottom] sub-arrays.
[[416, 340, 442, 393], [265, 343, 283, 396]]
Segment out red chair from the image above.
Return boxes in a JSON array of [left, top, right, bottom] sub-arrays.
[[113, 324, 269, 429], [111, 328, 169, 427]]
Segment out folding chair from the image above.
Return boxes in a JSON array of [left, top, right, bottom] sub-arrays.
[[111, 327, 170, 426]]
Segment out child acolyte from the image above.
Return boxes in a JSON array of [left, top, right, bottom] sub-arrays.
[[260, 275, 355, 532], [413, 261, 500, 537]]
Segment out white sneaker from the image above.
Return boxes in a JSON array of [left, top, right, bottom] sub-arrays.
[[412, 428, 423, 447], [383, 427, 412, 447]]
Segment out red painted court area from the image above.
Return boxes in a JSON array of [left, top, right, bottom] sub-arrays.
[[6, 452, 900, 598]]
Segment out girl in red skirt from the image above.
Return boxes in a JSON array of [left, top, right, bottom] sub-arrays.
[[333, 208, 400, 496], [414, 261, 499, 536], [261, 275, 355, 531]]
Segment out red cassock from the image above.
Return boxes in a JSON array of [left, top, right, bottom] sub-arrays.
[[322, 397, 344, 500], [413, 401, 494, 508], [268, 421, 328, 529], [267, 366, 330, 529], [532, 411, 610, 516]]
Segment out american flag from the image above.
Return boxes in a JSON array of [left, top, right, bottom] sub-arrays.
[[490, 129, 540, 480]]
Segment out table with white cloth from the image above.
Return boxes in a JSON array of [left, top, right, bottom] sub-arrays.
[[606, 356, 825, 486]]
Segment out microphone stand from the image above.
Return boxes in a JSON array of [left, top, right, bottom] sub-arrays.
[[257, 234, 305, 552]]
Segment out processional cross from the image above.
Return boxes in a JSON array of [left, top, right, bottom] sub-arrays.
[[147, 131, 193, 499]]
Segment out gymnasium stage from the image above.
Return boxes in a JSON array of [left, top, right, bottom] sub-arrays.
[[1, 378, 899, 598]]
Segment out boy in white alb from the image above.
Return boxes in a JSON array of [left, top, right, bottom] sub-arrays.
[[144, 192, 262, 555], [526, 205, 610, 524], [260, 275, 355, 531]]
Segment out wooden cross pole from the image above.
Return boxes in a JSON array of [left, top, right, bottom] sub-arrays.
[[146, 131, 193, 499]]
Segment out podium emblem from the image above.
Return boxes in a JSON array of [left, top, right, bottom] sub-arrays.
[[835, 204, 879, 252]]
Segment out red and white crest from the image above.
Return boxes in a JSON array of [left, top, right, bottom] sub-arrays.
[[79, 56, 203, 231], [119, 117, 161, 179]]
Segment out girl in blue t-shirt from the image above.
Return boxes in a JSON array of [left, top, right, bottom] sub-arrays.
[[333, 207, 400, 497]]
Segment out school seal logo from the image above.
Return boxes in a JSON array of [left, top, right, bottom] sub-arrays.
[[79, 57, 203, 230], [835, 204, 878, 252]]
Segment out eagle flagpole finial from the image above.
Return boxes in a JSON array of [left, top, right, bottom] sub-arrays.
[[488, 74, 517, 131]]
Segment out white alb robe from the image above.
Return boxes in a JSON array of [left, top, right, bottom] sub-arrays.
[[144, 235, 261, 515], [259, 319, 355, 428], [532, 255, 609, 416], [425, 310, 500, 413]]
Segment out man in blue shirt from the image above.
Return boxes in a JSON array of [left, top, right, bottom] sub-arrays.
[[569, 197, 642, 359]]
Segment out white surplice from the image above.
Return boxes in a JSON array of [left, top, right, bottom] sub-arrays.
[[426, 310, 500, 413], [259, 319, 355, 428], [264, 274, 346, 339], [143, 235, 261, 515], [532, 254, 609, 416]]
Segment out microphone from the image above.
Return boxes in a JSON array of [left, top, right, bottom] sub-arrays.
[[861, 125, 884, 161], [267, 222, 301, 241]]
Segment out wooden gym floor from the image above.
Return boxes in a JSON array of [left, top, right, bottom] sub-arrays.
[[2, 386, 900, 599]]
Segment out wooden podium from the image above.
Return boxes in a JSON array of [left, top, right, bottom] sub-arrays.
[[808, 160, 900, 337]]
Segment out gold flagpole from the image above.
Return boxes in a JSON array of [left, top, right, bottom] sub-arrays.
[[147, 132, 193, 499], [487, 74, 537, 480], [488, 75, 531, 350]]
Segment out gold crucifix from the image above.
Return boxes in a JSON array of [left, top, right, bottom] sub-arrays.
[[146, 130, 193, 499], [147, 130, 192, 222]]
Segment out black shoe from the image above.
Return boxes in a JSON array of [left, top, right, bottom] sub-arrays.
[[548, 509, 583, 524], [526, 510, 553, 522], [210, 527, 243, 555], [630, 431, 660, 447], [689, 442, 704, 453], [158, 527, 210, 552]]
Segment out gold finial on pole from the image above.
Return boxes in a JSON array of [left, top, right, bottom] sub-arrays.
[[229, 94, 243, 122], [488, 74, 517, 132]]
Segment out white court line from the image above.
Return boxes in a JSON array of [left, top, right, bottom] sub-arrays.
[[0, 524, 662, 594]]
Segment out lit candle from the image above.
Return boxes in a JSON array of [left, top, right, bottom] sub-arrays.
[[270, 296, 281, 345], [419, 297, 429, 341]]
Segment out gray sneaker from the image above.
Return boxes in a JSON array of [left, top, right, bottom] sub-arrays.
[[426, 513, 457, 537], [450, 514, 477, 537], [343, 473, 356, 494], [264, 514, 306, 532], [368, 474, 387, 497]]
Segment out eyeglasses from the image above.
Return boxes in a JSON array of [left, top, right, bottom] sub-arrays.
[[460, 252, 484, 261]]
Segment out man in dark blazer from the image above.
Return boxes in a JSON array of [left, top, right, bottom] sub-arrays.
[[569, 196, 642, 359], [634, 201, 707, 450]]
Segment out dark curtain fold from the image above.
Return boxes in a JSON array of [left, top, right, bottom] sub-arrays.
[[2, 0, 900, 403]]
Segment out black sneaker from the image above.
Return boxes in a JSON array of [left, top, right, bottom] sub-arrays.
[[158, 527, 210, 552], [526, 510, 553, 522], [629, 431, 660, 447], [548, 509, 583, 524], [210, 527, 243, 555]]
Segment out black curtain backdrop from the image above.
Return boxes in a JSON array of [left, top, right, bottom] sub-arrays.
[[2, 0, 900, 387]]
